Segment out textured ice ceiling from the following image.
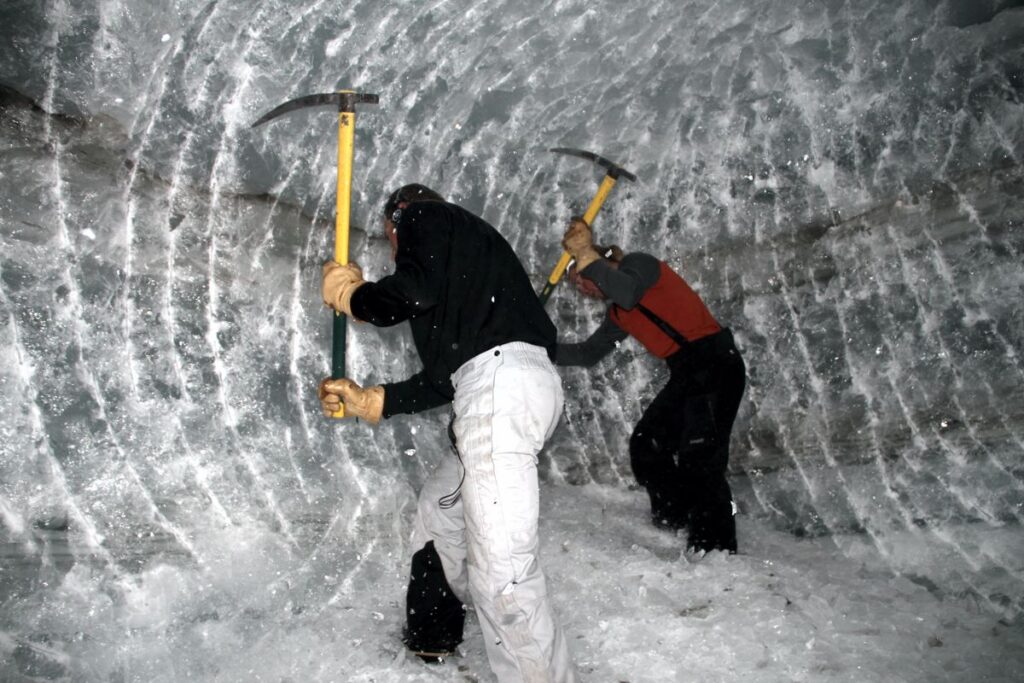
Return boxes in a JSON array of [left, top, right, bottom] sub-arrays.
[[1, 0, 1023, 670]]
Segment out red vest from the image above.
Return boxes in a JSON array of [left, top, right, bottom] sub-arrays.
[[610, 260, 721, 358]]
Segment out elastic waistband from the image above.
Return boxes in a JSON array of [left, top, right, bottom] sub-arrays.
[[451, 341, 550, 388]]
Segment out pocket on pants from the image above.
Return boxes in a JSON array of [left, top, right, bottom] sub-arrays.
[[679, 394, 718, 456], [491, 365, 560, 456]]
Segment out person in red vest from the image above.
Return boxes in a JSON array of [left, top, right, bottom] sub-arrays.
[[555, 217, 746, 553]]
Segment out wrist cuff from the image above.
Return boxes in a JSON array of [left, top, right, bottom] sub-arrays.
[[337, 280, 367, 317], [574, 247, 601, 272]]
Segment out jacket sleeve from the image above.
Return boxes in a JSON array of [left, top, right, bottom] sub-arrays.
[[350, 205, 450, 327], [554, 314, 628, 367], [579, 252, 660, 310], [382, 370, 451, 417]]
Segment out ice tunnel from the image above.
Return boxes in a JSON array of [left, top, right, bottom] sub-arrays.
[[1, 1, 1023, 680]]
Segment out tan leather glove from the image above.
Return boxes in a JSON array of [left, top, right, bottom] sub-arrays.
[[322, 261, 365, 316], [318, 377, 384, 423], [562, 218, 601, 272], [318, 377, 343, 415]]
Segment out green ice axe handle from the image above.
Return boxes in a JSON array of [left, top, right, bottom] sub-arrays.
[[332, 312, 347, 379]]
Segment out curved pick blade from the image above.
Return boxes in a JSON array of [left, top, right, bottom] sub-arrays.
[[251, 93, 342, 128], [550, 147, 637, 182]]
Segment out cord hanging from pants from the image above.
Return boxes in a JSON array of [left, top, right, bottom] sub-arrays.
[[438, 413, 465, 509]]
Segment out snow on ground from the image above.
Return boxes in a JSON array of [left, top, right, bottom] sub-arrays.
[[3, 482, 1022, 682], [540, 485, 1024, 683]]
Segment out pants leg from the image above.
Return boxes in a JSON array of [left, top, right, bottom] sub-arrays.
[[404, 453, 469, 653], [680, 349, 746, 552], [629, 375, 689, 527], [453, 344, 576, 683]]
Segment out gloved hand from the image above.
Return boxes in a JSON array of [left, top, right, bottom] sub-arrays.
[[322, 261, 365, 316], [318, 377, 385, 423], [561, 217, 601, 272], [318, 378, 343, 415]]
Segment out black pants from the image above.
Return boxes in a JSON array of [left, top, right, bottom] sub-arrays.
[[629, 329, 746, 552]]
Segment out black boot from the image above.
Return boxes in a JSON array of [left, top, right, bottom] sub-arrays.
[[687, 499, 737, 554], [403, 541, 465, 661], [648, 488, 690, 530]]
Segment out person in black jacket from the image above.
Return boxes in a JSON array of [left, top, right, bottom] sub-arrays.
[[556, 217, 746, 554], [318, 185, 577, 682]]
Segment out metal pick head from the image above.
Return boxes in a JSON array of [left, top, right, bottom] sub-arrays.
[[251, 91, 379, 128], [550, 147, 637, 182]]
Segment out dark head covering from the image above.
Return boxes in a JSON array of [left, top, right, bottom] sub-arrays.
[[383, 183, 445, 222]]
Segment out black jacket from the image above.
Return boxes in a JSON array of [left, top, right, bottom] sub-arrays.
[[350, 201, 556, 417]]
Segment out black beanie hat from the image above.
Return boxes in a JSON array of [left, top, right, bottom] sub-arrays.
[[383, 184, 445, 222]]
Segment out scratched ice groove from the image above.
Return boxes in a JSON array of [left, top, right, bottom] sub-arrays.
[[856, 227, 1007, 525]]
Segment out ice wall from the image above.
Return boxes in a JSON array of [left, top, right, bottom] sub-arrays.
[[1, 0, 1023, 662]]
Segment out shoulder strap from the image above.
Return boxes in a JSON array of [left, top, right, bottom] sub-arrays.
[[636, 303, 690, 348]]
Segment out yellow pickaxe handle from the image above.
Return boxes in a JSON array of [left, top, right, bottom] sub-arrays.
[[329, 107, 356, 418], [335, 111, 354, 266], [537, 174, 618, 305]]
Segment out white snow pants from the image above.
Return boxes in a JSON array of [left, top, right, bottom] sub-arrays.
[[411, 342, 576, 682]]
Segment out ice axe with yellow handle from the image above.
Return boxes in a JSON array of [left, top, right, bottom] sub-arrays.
[[537, 147, 637, 306], [251, 90, 379, 418]]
